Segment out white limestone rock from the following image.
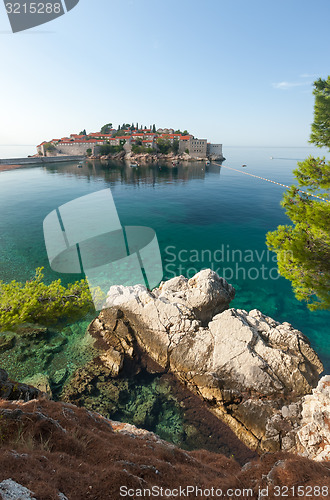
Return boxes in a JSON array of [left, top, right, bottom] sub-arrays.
[[297, 375, 330, 461], [0, 479, 36, 500], [98, 269, 323, 452]]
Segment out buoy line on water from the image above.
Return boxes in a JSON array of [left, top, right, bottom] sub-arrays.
[[213, 163, 329, 203]]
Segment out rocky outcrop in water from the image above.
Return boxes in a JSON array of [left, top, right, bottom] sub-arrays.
[[87, 269, 324, 454]]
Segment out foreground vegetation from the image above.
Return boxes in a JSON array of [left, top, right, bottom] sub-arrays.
[[267, 76, 330, 311], [0, 268, 99, 330]]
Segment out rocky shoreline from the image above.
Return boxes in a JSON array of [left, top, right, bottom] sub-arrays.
[[0, 270, 329, 497], [63, 269, 329, 461], [90, 150, 225, 164]]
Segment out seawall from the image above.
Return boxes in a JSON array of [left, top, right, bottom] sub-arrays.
[[0, 155, 85, 166]]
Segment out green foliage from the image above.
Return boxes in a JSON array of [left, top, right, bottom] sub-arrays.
[[185, 148, 189, 154], [310, 76, 330, 149], [0, 268, 101, 331], [117, 123, 130, 132], [43, 142, 55, 152], [100, 123, 112, 134], [113, 128, 131, 137], [157, 138, 172, 154], [293, 156, 330, 190], [79, 129, 87, 136], [99, 144, 123, 155], [156, 138, 180, 154], [266, 76, 330, 311], [172, 139, 179, 154], [86, 148, 92, 156], [131, 145, 153, 154], [266, 188, 330, 310]]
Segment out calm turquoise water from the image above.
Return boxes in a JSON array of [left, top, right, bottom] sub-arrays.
[[0, 146, 329, 371]]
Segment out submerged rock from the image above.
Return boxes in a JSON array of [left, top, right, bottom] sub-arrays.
[[88, 269, 323, 454], [0, 333, 15, 353], [22, 373, 52, 397]]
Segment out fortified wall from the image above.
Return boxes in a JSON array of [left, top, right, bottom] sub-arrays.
[[0, 156, 85, 166], [40, 143, 100, 156]]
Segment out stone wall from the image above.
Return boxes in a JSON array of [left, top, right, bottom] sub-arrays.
[[0, 156, 85, 165], [178, 138, 207, 158], [53, 143, 96, 156], [207, 143, 223, 158]]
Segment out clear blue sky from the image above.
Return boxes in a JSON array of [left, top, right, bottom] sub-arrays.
[[0, 0, 329, 147]]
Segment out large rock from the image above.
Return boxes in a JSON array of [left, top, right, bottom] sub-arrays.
[[105, 270, 235, 368], [0, 479, 36, 500], [22, 373, 52, 397], [91, 269, 323, 453], [296, 376, 330, 461], [0, 369, 41, 402]]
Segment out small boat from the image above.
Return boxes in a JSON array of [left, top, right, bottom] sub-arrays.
[[242, 164, 247, 167], [172, 160, 178, 166], [77, 161, 83, 168], [205, 160, 210, 165], [130, 163, 138, 168]]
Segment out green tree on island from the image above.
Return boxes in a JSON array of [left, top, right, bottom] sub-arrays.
[[99, 144, 124, 155], [43, 142, 56, 154], [156, 138, 172, 154], [266, 76, 330, 311], [172, 139, 179, 154], [100, 123, 113, 134]]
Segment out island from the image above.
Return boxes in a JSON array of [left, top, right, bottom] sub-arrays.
[[37, 123, 225, 163]]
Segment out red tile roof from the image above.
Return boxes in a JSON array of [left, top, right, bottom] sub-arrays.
[[89, 133, 113, 137], [160, 134, 181, 138]]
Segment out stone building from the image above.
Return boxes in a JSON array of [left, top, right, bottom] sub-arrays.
[[37, 127, 221, 160], [179, 137, 207, 158], [207, 143, 223, 159]]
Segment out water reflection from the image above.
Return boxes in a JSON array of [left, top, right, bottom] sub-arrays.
[[43, 159, 223, 186]]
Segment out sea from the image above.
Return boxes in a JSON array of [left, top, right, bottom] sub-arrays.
[[0, 145, 329, 376]]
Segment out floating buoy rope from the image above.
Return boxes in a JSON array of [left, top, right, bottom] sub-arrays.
[[214, 163, 329, 203]]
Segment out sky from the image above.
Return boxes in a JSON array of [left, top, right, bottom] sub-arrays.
[[0, 0, 329, 148]]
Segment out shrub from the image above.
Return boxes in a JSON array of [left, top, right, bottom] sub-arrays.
[[0, 268, 102, 330]]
